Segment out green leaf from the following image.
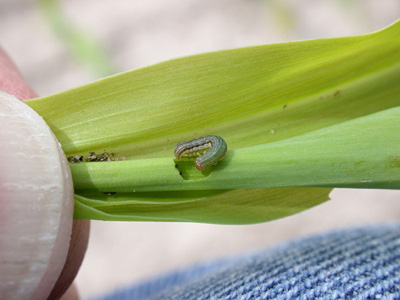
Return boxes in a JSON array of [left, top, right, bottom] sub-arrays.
[[73, 188, 330, 224], [25, 20, 400, 224], [70, 107, 400, 192]]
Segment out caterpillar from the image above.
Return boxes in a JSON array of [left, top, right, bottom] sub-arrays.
[[174, 135, 227, 171]]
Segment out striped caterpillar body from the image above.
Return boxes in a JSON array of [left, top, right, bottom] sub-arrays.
[[174, 135, 227, 171]]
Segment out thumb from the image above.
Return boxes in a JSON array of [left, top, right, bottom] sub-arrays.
[[0, 89, 74, 299]]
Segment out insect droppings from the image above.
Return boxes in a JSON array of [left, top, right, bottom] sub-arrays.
[[174, 135, 227, 171]]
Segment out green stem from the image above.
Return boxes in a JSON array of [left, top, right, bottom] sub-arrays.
[[71, 107, 400, 193]]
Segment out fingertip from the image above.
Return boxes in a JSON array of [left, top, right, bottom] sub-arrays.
[[0, 47, 90, 300], [0, 91, 74, 300]]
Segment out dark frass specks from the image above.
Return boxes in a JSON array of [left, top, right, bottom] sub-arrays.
[[67, 151, 126, 163]]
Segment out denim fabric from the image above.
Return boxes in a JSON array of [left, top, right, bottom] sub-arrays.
[[94, 223, 400, 300], [92, 259, 231, 300]]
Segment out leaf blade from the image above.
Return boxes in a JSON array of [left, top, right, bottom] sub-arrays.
[[26, 20, 400, 160], [74, 187, 331, 224], [24, 20, 400, 223]]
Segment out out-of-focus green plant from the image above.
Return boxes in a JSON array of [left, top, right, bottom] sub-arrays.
[[26, 20, 400, 224], [38, 0, 115, 77]]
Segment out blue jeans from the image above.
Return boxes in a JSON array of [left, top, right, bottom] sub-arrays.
[[94, 223, 400, 300]]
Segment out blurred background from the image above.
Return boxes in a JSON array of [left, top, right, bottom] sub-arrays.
[[1, 1, 399, 299]]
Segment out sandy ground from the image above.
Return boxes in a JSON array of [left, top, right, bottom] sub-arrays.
[[1, 1, 399, 299]]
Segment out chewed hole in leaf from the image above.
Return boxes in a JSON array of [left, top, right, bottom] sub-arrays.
[[174, 159, 212, 180]]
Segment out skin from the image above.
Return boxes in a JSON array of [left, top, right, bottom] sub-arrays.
[[0, 47, 89, 300]]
